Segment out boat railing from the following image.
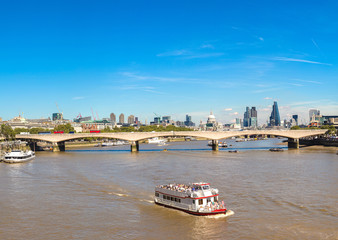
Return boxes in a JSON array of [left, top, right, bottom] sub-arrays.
[[155, 187, 192, 198]]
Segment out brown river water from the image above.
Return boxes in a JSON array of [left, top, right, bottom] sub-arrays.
[[0, 139, 337, 240]]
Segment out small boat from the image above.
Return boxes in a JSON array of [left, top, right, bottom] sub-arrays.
[[269, 148, 284, 152], [154, 182, 229, 216], [228, 150, 238, 153], [148, 137, 167, 144], [3, 150, 35, 163], [101, 142, 114, 147], [218, 142, 228, 147]]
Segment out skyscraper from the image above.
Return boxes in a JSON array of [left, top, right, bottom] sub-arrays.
[[243, 107, 250, 127], [127, 115, 135, 124], [110, 113, 116, 123], [292, 115, 298, 126], [119, 113, 125, 124], [184, 114, 195, 126], [243, 107, 257, 128], [269, 101, 281, 126]]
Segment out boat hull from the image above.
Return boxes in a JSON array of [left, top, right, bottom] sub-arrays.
[[3, 155, 35, 164], [155, 201, 227, 216]]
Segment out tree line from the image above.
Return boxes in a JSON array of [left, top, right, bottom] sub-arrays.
[[290, 125, 337, 135], [0, 124, 192, 141]]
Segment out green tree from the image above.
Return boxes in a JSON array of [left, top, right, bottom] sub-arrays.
[[13, 127, 30, 135], [290, 126, 301, 130], [53, 123, 75, 133], [0, 124, 15, 140]]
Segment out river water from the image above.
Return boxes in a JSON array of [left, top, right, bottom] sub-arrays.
[[0, 139, 337, 240]]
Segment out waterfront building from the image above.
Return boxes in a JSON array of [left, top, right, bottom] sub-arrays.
[[119, 113, 125, 124], [269, 101, 281, 127], [206, 112, 217, 130], [110, 113, 116, 123], [74, 116, 91, 123], [162, 116, 171, 124], [309, 109, 320, 123], [154, 117, 161, 124], [292, 115, 298, 126], [184, 114, 195, 127], [175, 121, 185, 127], [232, 118, 242, 129], [127, 115, 135, 124], [243, 107, 257, 128], [52, 113, 63, 121]]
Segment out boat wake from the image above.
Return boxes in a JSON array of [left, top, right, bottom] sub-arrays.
[[205, 209, 235, 219], [108, 192, 129, 197]]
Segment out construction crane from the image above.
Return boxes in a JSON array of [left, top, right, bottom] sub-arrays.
[[55, 102, 63, 120], [154, 112, 161, 124], [91, 107, 96, 121]]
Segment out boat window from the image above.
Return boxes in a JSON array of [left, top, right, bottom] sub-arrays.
[[207, 198, 211, 203], [171, 197, 174, 201], [215, 196, 218, 202], [199, 199, 203, 205], [193, 200, 195, 204], [178, 199, 181, 203], [155, 192, 159, 197], [163, 195, 166, 200], [202, 185, 210, 190]]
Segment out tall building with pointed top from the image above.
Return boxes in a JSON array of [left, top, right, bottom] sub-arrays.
[[269, 101, 281, 126]]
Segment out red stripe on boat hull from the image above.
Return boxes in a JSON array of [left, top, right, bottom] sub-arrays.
[[155, 201, 227, 216]]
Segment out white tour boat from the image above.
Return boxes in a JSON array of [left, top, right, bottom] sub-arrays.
[[3, 150, 35, 163], [148, 137, 167, 144], [154, 182, 228, 216]]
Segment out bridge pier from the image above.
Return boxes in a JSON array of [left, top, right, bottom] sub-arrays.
[[52, 142, 66, 152], [131, 141, 139, 152], [288, 138, 299, 149], [28, 141, 38, 151], [211, 140, 219, 151]]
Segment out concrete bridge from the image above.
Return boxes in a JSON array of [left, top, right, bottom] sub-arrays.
[[15, 129, 327, 152]]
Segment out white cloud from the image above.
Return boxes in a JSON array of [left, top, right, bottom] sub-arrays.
[[264, 97, 272, 100], [230, 112, 239, 116], [224, 108, 233, 111], [272, 57, 331, 66]]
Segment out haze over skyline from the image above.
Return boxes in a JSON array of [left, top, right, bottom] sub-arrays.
[[1, 0, 337, 125]]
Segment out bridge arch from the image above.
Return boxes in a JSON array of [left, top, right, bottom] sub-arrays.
[[16, 129, 327, 152]]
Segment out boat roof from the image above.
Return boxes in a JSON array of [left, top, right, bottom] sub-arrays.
[[192, 182, 210, 186]]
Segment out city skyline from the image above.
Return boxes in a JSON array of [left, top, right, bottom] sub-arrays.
[[1, 1, 337, 124]]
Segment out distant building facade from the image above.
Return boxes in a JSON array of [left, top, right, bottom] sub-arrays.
[[292, 115, 298, 126], [243, 107, 257, 128], [119, 113, 125, 124], [52, 113, 63, 121], [110, 113, 116, 123], [269, 101, 281, 127], [127, 115, 135, 124], [309, 109, 320, 123], [184, 114, 195, 127]]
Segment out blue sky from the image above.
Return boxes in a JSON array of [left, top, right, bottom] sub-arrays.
[[1, 0, 337, 125]]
